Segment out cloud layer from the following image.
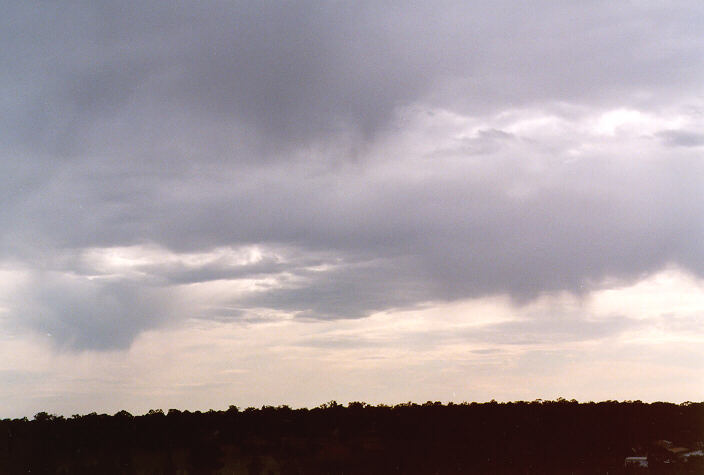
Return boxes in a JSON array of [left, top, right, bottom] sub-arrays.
[[1, 1, 703, 353]]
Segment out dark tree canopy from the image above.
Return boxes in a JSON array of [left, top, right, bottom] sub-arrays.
[[1, 400, 702, 474]]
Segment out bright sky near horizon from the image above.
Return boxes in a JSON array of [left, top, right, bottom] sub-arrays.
[[1, 1, 703, 418]]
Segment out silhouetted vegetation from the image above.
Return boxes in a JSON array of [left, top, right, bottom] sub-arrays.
[[0, 400, 702, 474]]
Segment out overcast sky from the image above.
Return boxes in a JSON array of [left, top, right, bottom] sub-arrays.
[[1, 0, 703, 417]]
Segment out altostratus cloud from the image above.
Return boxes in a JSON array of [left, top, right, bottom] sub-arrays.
[[0, 1, 703, 349]]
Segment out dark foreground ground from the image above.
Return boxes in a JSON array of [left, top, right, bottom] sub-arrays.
[[1, 400, 702, 474]]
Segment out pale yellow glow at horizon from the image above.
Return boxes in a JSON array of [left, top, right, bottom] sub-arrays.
[[0, 267, 701, 418]]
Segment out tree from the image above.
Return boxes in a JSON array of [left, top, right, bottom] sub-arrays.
[[33, 412, 55, 422]]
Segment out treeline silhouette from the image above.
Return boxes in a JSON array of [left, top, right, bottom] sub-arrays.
[[1, 399, 702, 474]]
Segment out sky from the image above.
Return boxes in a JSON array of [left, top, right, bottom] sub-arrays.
[[1, 0, 703, 418]]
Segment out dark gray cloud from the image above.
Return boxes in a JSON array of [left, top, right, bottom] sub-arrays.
[[9, 274, 177, 350], [2, 1, 703, 349], [236, 257, 432, 320], [3, 1, 703, 156], [657, 129, 704, 148]]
